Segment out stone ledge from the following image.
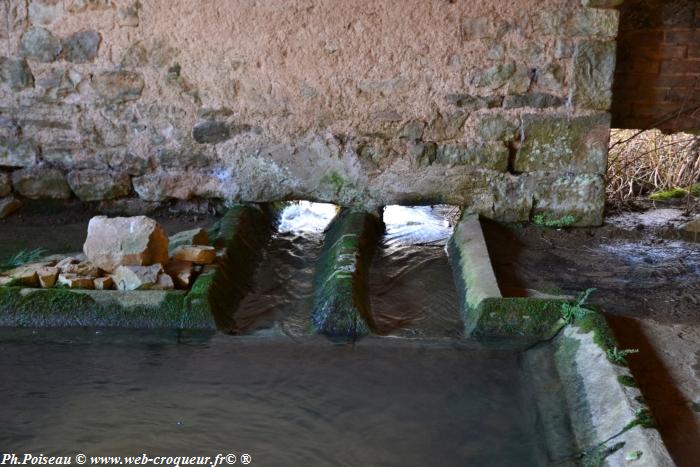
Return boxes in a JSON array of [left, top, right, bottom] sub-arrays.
[[311, 208, 383, 339]]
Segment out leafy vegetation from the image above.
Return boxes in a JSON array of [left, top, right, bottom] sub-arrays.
[[532, 214, 576, 228], [607, 347, 639, 365], [0, 248, 47, 272], [561, 288, 596, 324]]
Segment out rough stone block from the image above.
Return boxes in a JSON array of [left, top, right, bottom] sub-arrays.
[[529, 172, 606, 226], [11, 166, 71, 199], [169, 228, 209, 251], [67, 169, 131, 201], [83, 216, 169, 272], [19, 27, 61, 62], [61, 30, 100, 63], [503, 93, 564, 109], [582, 0, 624, 8], [477, 114, 520, 141], [0, 139, 38, 167], [0, 57, 34, 91], [0, 196, 21, 219], [91, 70, 144, 104], [515, 113, 611, 174], [434, 142, 509, 171], [0, 173, 10, 197], [111, 264, 163, 291], [571, 40, 617, 110], [171, 245, 216, 265]]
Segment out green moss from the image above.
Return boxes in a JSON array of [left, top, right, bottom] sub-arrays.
[[311, 208, 382, 339], [471, 297, 566, 339], [582, 442, 625, 467], [575, 309, 618, 354], [649, 187, 689, 201], [624, 408, 655, 430], [532, 214, 577, 228], [617, 375, 637, 387]]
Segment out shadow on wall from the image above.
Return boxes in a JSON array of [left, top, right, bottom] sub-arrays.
[[612, 0, 700, 131]]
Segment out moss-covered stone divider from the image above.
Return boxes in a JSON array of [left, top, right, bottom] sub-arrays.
[[0, 204, 277, 330], [208, 203, 280, 332], [448, 214, 673, 465], [448, 214, 566, 340], [311, 208, 382, 339]]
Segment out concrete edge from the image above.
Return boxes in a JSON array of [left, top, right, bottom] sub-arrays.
[[311, 208, 383, 339], [551, 325, 674, 467]]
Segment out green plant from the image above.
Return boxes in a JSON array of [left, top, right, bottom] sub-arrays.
[[607, 346, 639, 365], [617, 375, 637, 387], [0, 248, 47, 272], [624, 408, 655, 430], [533, 214, 576, 228], [561, 288, 596, 324]]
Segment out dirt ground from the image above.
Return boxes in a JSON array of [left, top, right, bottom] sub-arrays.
[[483, 205, 700, 467]]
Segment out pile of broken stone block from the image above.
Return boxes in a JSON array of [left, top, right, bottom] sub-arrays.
[[0, 216, 222, 291]]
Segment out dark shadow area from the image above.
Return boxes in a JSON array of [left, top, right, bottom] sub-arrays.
[[608, 315, 700, 467]]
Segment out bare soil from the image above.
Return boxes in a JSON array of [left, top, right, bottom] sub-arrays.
[[483, 207, 700, 467]]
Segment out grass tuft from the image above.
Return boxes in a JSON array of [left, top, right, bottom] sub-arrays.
[[0, 248, 47, 272]]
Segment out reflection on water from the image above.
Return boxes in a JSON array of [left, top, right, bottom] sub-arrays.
[[0, 333, 547, 467], [233, 203, 337, 335], [371, 206, 463, 337]]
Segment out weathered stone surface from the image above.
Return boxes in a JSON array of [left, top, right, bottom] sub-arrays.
[[111, 264, 163, 291], [515, 113, 611, 173], [117, 3, 140, 27], [57, 258, 101, 277], [477, 115, 519, 141], [66, 0, 111, 13], [19, 27, 62, 62], [445, 94, 502, 110], [0, 173, 10, 197], [58, 273, 94, 289], [97, 198, 162, 216], [192, 120, 232, 144], [29, 0, 65, 26], [171, 245, 216, 264], [83, 216, 169, 272], [169, 228, 209, 251], [153, 272, 175, 290], [153, 147, 210, 170], [529, 172, 606, 226], [461, 17, 507, 41], [535, 9, 619, 37], [92, 71, 144, 104], [582, 0, 624, 9], [571, 40, 617, 110], [425, 111, 468, 141], [0, 196, 22, 219], [37, 266, 59, 288], [132, 171, 227, 202], [61, 30, 101, 63], [536, 63, 565, 94], [503, 93, 564, 109], [0, 57, 34, 91], [435, 143, 509, 171], [93, 276, 114, 290], [12, 166, 71, 199], [164, 260, 194, 289], [67, 169, 131, 201], [4, 261, 59, 286], [0, 139, 38, 167]]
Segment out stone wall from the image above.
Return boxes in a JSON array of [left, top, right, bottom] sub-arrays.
[[0, 0, 619, 226], [612, 0, 700, 131]]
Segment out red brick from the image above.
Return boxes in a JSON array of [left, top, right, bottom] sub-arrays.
[[689, 45, 700, 59], [660, 59, 700, 74], [665, 87, 700, 102], [637, 45, 688, 60], [620, 30, 665, 47], [630, 58, 661, 73], [665, 29, 700, 44]]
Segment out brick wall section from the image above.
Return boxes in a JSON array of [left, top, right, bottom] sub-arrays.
[[612, 0, 700, 131]]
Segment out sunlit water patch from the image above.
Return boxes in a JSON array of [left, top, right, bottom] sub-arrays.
[[233, 202, 338, 335], [371, 206, 463, 337]]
